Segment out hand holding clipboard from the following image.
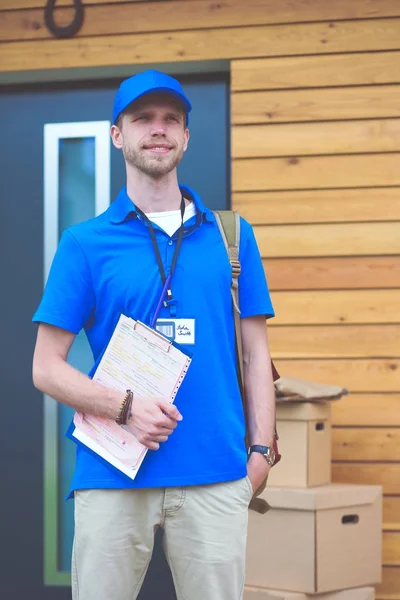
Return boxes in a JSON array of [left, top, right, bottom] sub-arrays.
[[67, 315, 191, 481]]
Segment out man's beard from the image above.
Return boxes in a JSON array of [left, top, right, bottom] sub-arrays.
[[123, 143, 184, 179]]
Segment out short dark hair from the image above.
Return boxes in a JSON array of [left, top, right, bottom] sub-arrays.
[[115, 112, 124, 130]]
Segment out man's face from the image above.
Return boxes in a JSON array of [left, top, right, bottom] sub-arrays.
[[112, 93, 189, 179]]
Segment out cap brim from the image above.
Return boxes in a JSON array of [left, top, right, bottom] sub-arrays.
[[115, 87, 192, 124]]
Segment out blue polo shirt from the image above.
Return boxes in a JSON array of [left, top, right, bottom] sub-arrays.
[[33, 186, 274, 492]]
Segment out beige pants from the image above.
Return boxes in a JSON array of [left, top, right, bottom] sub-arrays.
[[72, 477, 253, 600]]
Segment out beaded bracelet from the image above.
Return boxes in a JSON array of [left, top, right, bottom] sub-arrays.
[[115, 389, 133, 426]]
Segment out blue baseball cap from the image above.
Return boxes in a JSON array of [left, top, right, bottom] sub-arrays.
[[113, 69, 192, 125]]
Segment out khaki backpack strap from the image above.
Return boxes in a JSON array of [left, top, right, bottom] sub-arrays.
[[214, 210, 280, 514], [213, 210, 245, 401]]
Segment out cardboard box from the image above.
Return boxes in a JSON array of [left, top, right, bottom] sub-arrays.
[[246, 484, 382, 593], [243, 587, 375, 600], [268, 402, 331, 488]]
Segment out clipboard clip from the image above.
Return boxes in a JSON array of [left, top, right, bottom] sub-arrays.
[[133, 320, 172, 353]]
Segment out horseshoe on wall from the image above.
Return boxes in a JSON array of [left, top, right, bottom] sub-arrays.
[[44, 0, 85, 39]]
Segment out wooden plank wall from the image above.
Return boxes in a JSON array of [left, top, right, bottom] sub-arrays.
[[229, 5, 400, 596], [1, 0, 399, 596]]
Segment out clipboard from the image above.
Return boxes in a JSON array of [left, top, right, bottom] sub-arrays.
[[67, 314, 192, 481]]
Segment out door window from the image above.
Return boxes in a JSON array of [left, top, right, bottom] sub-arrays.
[[43, 121, 110, 584]]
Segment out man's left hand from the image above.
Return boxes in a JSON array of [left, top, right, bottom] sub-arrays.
[[247, 451, 271, 495]]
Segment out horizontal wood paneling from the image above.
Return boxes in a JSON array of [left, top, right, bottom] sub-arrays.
[[270, 290, 400, 325], [274, 359, 400, 392], [268, 324, 399, 358], [231, 52, 400, 91], [233, 119, 400, 158], [0, 1, 328, 42], [332, 394, 400, 426], [384, 533, 400, 566], [234, 188, 400, 224], [264, 257, 400, 291], [1, 2, 201, 42], [333, 428, 400, 461], [232, 86, 400, 125], [233, 154, 400, 191], [3, 0, 400, 26], [383, 497, 400, 527], [332, 463, 400, 494], [255, 222, 400, 258], [0, 0, 144, 8], [377, 566, 400, 597], [3, 19, 400, 72], [4, 0, 400, 42]]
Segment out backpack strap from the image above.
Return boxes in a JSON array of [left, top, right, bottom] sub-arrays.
[[213, 211, 245, 397], [213, 210, 281, 514], [213, 209, 281, 447]]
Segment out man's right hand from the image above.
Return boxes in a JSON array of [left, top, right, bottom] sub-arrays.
[[125, 396, 183, 450]]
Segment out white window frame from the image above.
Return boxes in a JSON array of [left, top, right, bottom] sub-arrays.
[[43, 121, 110, 586], [43, 121, 111, 275]]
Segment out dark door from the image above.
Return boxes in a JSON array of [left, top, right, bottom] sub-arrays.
[[0, 73, 229, 600]]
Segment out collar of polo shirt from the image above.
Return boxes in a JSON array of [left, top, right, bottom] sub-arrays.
[[109, 184, 216, 225]]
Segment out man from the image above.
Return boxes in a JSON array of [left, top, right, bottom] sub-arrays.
[[32, 69, 276, 600]]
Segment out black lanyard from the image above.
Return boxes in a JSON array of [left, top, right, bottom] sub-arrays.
[[136, 196, 185, 307]]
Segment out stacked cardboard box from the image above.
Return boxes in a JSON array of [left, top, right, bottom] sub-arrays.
[[244, 587, 375, 600], [268, 402, 332, 488], [246, 484, 382, 593], [245, 388, 382, 600]]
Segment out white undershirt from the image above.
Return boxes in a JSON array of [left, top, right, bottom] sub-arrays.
[[146, 201, 197, 237]]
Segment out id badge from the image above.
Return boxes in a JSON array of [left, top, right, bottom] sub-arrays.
[[155, 318, 196, 345]]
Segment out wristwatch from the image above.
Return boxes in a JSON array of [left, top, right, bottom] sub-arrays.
[[249, 445, 276, 466]]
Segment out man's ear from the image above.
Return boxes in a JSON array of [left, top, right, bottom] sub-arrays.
[[183, 128, 190, 152], [110, 124, 123, 150]]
